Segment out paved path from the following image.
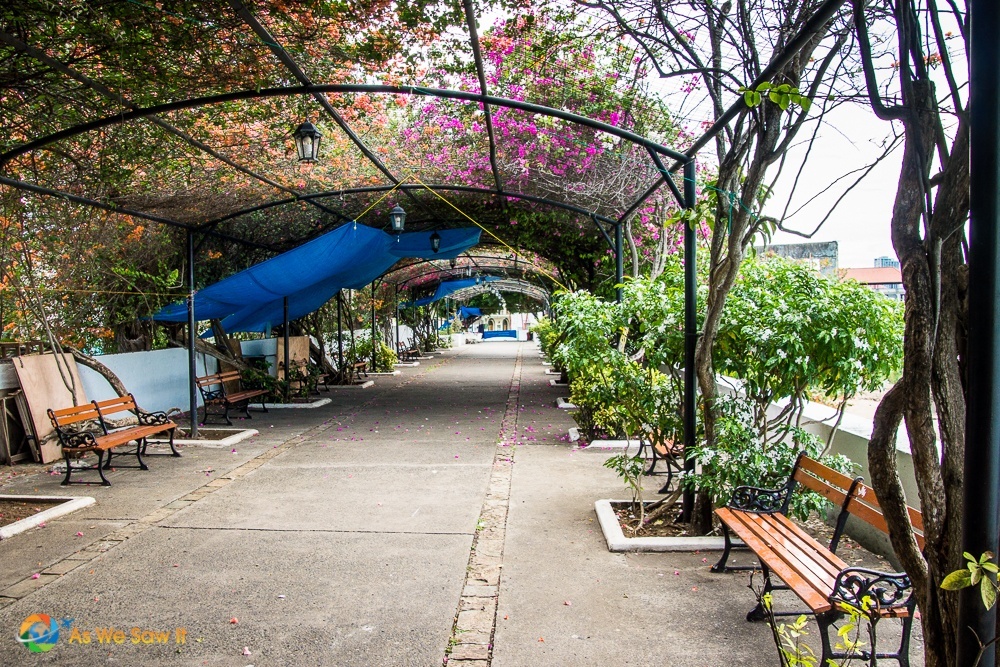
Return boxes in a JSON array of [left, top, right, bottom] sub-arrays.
[[0, 343, 922, 665]]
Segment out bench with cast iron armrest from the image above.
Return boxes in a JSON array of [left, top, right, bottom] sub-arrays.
[[196, 370, 268, 425], [48, 393, 176, 486], [713, 454, 922, 666]]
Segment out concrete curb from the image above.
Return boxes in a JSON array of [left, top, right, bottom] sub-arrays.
[[327, 380, 374, 389], [263, 397, 332, 409], [367, 370, 402, 376], [395, 362, 420, 367], [548, 379, 568, 387], [594, 499, 728, 552], [173, 428, 259, 447], [555, 397, 577, 410], [0, 495, 95, 540], [544, 369, 562, 376]]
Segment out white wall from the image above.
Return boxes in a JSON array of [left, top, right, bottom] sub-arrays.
[[78, 348, 217, 414]]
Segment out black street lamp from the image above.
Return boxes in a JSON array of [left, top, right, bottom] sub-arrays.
[[430, 231, 441, 253], [389, 205, 406, 233], [292, 121, 322, 163]]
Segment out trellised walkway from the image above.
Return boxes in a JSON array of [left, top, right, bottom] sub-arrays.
[[0, 343, 919, 666]]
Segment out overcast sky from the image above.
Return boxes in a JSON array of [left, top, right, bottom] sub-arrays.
[[765, 102, 903, 269]]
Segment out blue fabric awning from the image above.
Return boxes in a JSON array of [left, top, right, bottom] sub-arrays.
[[460, 306, 481, 318], [154, 223, 480, 332], [407, 276, 500, 308]]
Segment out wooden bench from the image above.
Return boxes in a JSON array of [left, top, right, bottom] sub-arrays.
[[48, 393, 177, 486], [196, 370, 268, 425], [351, 361, 368, 379], [713, 454, 921, 666], [279, 359, 328, 395], [397, 342, 421, 362]]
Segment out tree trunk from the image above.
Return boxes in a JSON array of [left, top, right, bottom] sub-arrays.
[[67, 346, 129, 397]]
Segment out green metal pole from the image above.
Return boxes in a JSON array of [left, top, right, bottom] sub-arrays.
[[186, 230, 198, 438], [681, 159, 697, 522]]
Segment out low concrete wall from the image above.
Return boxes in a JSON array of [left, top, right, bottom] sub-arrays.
[[79, 348, 217, 415]]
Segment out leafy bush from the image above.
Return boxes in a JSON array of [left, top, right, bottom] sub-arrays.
[[347, 335, 398, 372], [683, 395, 855, 521]]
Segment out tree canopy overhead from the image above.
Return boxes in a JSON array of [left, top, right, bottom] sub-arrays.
[[0, 0, 694, 300]]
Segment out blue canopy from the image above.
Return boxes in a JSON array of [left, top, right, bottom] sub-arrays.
[[407, 276, 500, 308], [460, 306, 481, 318], [154, 223, 480, 332]]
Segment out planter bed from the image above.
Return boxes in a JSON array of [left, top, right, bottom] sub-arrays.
[[264, 397, 332, 409], [0, 495, 95, 540], [171, 428, 259, 447], [595, 499, 728, 552]]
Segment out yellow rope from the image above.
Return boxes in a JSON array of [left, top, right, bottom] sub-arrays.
[[352, 177, 407, 223], [408, 174, 568, 291]]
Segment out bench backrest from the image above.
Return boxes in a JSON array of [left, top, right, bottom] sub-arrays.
[[196, 370, 241, 388], [790, 454, 863, 552], [92, 394, 138, 419], [846, 481, 925, 550], [48, 403, 101, 428]]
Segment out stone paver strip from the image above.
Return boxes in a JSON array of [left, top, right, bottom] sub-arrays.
[[445, 348, 522, 665]]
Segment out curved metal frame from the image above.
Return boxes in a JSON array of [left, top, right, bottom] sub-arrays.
[[0, 83, 689, 168]]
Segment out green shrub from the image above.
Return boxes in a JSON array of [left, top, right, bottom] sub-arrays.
[[347, 335, 398, 372]]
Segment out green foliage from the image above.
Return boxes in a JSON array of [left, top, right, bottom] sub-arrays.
[[604, 452, 645, 509], [755, 573, 875, 667], [684, 396, 856, 521], [942, 551, 1000, 611], [240, 364, 287, 403], [717, 255, 904, 436], [739, 82, 812, 112], [347, 335, 398, 373]]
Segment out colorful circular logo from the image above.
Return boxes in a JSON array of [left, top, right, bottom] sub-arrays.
[[18, 614, 59, 652]]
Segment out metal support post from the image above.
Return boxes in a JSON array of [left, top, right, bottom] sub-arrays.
[[337, 291, 344, 373], [615, 221, 624, 303], [371, 283, 377, 372], [283, 296, 290, 402], [186, 230, 198, 438], [959, 1, 1000, 663], [680, 159, 697, 522]]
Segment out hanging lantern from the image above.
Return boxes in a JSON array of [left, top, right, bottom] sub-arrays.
[[430, 231, 442, 253], [389, 206, 406, 233], [292, 121, 322, 163]]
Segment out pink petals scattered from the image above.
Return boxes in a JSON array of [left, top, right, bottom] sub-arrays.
[[31, 573, 40, 579]]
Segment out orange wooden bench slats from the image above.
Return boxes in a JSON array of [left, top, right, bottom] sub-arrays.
[[717, 507, 840, 614], [792, 458, 856, 507], [846, 486, 925, 550], [49, 404, 101, 423], [92, 395, 138, 412]]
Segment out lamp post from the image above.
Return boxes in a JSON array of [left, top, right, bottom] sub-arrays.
[[292, 121, 322, 163], [389, 205, 406, 233]]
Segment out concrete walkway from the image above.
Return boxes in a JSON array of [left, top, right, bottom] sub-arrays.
[[0, 343, 922, 665]]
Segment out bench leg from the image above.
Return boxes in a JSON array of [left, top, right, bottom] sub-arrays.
[[94, 450, 111, 485], [222, 404, 234, 426], [61, 452, 75, 486], [817, 610, 838, 666], [168, 431, 181, 457], [746, 565, 774, 622], [712, 522, 736, 573], [135, 440, 149, 470]]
